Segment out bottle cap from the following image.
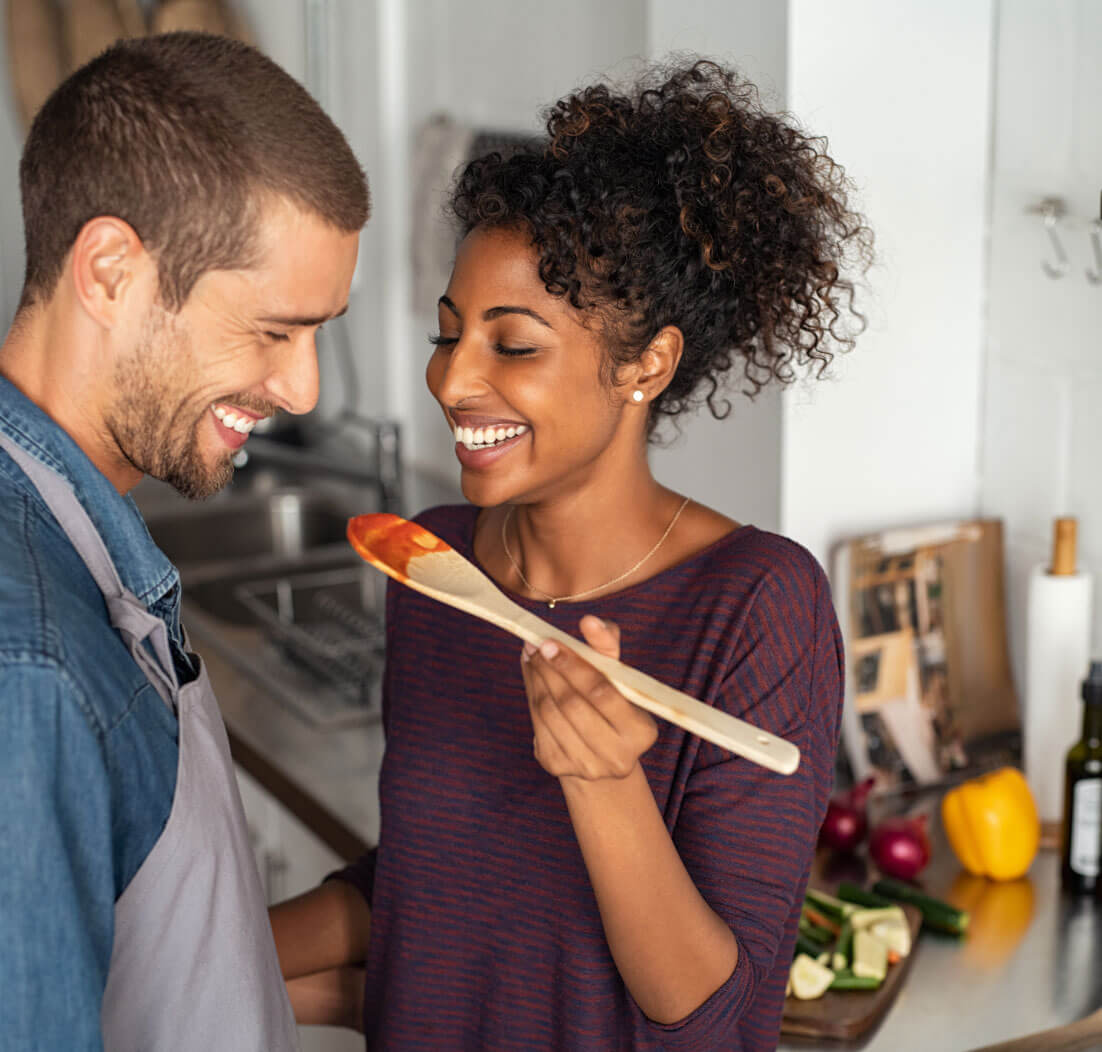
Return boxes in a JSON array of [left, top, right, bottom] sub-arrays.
[[1083, 661, 1102, 706]]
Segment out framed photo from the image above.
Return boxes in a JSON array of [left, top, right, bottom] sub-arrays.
[[832, 520, 1021, 793]]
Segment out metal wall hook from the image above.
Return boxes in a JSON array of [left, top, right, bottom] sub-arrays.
[[1037, 198, 1069, 279], [1087, 219, 1102, 285]]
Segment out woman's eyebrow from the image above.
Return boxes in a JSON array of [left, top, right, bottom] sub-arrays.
[[437, 295, 553, 329], [483, 306, 553, 329]]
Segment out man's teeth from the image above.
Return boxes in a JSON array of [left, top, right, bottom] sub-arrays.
[[212, 405, 260, 434], [453, 423, 528, 451]]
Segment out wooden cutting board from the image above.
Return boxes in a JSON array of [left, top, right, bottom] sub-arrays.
[[781, 904, 922, 1041]]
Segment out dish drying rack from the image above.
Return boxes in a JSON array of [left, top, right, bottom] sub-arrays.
[[234, 566, 386, 726]]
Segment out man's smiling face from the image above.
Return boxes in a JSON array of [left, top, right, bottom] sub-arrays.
[[105, 196, 359, 499]]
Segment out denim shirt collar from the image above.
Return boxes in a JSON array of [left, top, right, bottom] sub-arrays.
[[0, 376, 179, 614]]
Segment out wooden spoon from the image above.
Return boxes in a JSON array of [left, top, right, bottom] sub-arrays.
[[347, 513, 800, 775], [965, 1007, 1102, 1052]]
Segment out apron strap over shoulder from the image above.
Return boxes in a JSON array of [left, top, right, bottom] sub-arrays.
[[0, 431, 180, 709]]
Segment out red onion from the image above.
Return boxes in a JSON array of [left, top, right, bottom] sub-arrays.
[[869, 814, 932, 881], [818, 776, 876, 853]]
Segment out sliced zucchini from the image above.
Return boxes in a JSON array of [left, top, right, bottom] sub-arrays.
[[870, 918, 912, 958], [871, 877, 970, 936], [852, 929, 888, 982], [805, 888, 858, 922], [829, 969, 883, 991], [790, 953, 835, 1000], [850, 906, 907, 930]]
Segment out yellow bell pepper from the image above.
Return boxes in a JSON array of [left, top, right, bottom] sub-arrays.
[[941, 767, 1040, 881]]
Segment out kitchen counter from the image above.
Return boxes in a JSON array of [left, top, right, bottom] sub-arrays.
[[779, 796, 1102, 1052]]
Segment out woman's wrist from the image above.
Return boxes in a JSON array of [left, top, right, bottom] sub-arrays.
[[559, 762, 647, 806]]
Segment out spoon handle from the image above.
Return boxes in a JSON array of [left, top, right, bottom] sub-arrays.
[[508, 610, 800, 775]]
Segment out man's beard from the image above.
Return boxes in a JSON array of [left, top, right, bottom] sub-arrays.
[[106, 307, 234, 501]]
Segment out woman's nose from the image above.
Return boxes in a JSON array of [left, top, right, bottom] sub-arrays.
[[429, 338, 487, 408]]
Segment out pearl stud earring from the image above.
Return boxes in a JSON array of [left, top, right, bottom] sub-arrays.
[[631, 390, 645, 403]]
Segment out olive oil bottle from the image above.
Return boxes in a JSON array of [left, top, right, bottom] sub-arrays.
[[1061, 661, 1102, 894]]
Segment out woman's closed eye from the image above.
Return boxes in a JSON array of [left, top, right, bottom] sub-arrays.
[[428, 333, 538, 358]]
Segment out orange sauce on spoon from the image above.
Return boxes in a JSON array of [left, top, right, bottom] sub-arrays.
[[347, 513, 452, 581]]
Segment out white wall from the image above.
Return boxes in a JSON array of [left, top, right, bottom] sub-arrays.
[[980, 0, 1102, 681], [643, 0, 787, 532], [782, 0, 994, 567]]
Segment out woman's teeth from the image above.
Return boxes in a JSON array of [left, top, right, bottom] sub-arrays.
[[454, 423, 528, 451], [212, 404, 260, 434]]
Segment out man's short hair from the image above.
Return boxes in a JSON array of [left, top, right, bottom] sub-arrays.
[[18, 32, 370, 311]]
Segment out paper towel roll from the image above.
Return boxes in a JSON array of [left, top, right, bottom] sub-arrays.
[[1023, 564, 1094, 823]]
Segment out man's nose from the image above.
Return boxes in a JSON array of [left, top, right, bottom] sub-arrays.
[[264, 332, 321, 416]]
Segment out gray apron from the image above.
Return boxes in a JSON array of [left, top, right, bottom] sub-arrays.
[[0, 434, 299, 1052]]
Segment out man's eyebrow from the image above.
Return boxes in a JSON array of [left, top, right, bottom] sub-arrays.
[[258, 304, 349, 327], [437, 296, 553, 329]]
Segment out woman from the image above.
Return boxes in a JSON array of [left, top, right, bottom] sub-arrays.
[[271, 59, 871, 1050]]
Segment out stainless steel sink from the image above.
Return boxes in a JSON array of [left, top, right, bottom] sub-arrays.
[[146, 489, 354, 572]]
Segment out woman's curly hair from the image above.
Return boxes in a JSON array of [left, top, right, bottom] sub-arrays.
[[450, 59, 873, 433]]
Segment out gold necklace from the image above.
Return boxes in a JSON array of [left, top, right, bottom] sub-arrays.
[[500, 496, 692, 608]]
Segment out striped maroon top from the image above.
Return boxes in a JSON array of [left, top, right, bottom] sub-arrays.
[[334, 504, 843, 1050]]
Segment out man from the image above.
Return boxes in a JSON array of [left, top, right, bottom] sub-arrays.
[[0, 32, 368, 1050]]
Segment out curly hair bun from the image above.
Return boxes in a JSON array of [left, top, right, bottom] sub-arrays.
[[450, 58, 872, 428]]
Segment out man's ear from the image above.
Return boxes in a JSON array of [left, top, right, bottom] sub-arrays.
[[69, 217, 151, 329], [620, 325, 684, 406]]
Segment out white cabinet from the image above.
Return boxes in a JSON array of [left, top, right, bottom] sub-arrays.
[[236, 767, 364, 1052]]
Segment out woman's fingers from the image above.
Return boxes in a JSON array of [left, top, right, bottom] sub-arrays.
[[578, 614, 620, 660], [523, 643, 606, 777], [521, 630, 657, 779]]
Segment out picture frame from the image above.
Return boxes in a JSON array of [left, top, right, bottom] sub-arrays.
[[832, 519, 1021, 793]]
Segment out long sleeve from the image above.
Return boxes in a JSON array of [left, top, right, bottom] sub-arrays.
[[0, 664, 116, 1052], [637, 550, 844, 1048]]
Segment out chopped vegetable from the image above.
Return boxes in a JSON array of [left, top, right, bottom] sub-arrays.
[[798, 915, 834, 945], [869, 917, 912, 958], [794, 931, 825, 959], [790, 954, 835, 1000], [836, 882, 894, 909], [804, 888, 858, 923], [829, 969, 882, 991], [802, 904, 841, 935], [849, 906, 907, 931], [832, 919, 854, 971], [853, 929, 888, 981], [872, 878, 970, 936]]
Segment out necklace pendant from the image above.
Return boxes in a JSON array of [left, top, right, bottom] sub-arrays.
[[547, 599, 557, 610]]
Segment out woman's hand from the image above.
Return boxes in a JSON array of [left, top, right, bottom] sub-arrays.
[[521, 615, 658, 781]]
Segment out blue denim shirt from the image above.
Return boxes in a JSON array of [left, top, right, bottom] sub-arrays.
[[0, 378, 188, 1051]]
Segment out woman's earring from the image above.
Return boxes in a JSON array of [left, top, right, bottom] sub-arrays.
[[631, 390, 645, 403]]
